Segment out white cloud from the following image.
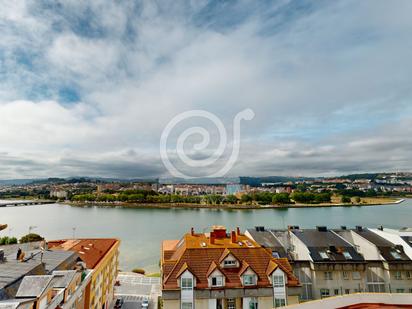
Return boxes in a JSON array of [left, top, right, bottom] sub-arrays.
[[0, 0, 411, 178]]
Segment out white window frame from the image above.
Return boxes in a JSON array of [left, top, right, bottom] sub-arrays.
[[211, 276, 223, 287], [181, 277, 193, 290], [274, 298, 286, 308], [243, 274, 256, 286], [181, 302, 193, 309], [273, 274, 284, 287], [223, 260, 236, 267]]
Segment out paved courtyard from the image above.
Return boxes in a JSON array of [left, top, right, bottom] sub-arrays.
[[114, 273, 161, 309]]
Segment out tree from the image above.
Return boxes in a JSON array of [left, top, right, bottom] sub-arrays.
[[272, 193, 291, 204], [224, 195, 238, 204], [240, 194, 253, 203], [341, 196, 351, 204], [354, 196, 361, 203], [19, 233, 44, 243]]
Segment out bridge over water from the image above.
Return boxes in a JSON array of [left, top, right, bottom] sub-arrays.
[[0, 200, 55, 207]]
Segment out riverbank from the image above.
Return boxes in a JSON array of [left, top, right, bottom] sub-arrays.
[[65, 197, 404, 210]]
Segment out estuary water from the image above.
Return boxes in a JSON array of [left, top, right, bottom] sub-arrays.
[[1, 200, 411, 272]]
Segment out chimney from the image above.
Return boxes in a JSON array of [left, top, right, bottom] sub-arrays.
[[210, 233, 215, 245], [236, 227, 241, 235], [191, 227, 194, 236], [231, 231, 237, 243]]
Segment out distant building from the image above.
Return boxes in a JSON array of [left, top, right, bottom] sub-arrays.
[[47, 239, 120, 309], [50, 191, 68, 199], [161, 226, 301, 309]]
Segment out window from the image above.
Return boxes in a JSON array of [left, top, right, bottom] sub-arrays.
[[345, 289, 350, 295], [324, 272, 333, 280], [181, 302, 192, 309], [390, 250, 402, 260], [243, 275, 256, 286], [211, 276, 223, 287], [406, 271, 411, 279], [396, 289, 405, 293], [320, 289, 330, 298], [181, 278, 193, 290], [343, 251, 352, 260], [249, 298, 258, 309], [227, 298, 235, 309], [334, 289, 339, 296], [274, 299, 286, 308], [273, 274, 284, 287], [319, 251, 329, 260], [342, 271, 349, 280], [224, 260, 236, 267], [352, 271, 361, 280], [394, 271, 402, 280]]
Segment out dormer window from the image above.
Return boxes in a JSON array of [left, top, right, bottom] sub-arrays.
[[243, 274, 256, 286], [181, 277, 193, 290], [223, 260, 236, 267], [211, 276, 223, 287]]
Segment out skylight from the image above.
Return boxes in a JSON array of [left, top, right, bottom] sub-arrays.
[[272, 251, 280, 258], [319, 251, 329, 259], [390, 250, 402, 260], [343, 251, 352, 259]]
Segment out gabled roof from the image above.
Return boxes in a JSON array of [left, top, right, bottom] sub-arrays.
[[266, 260, 278, 276], [161, 228, 299, 290]]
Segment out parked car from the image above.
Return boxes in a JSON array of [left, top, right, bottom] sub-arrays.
[[141, 299, 149, 309], [114, 298, 124, 309]]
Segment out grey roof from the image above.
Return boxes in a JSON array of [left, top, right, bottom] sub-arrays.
[[0, 299, 35, 309], [52, 270, 77, 288], [246, 228, 288, 258], [354, 229, 411, 262], [401, 236, 412, 248], [0, 249, 78, 290], [292, 229, 365, 262], [15, 275, 53, 298]]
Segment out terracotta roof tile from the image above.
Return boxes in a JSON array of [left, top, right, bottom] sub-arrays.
[[161, 229, 299, 290], [47, 238, 119, 269]]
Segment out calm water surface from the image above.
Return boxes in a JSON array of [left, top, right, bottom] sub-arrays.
[[1, 200, 411, 272]]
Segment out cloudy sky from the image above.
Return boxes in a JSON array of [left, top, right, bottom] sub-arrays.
[[1, 0, 412, 179]]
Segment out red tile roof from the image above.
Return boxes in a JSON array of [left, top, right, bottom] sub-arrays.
[[162, 227, 299, 290], [47, 238, 119, 269]]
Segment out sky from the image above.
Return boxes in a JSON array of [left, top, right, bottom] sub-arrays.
[[0, 0, 412, 179]]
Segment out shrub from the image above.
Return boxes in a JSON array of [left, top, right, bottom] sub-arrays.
[[132, 268, 146, 275], [19, 233, 44, 243], [341, 196, 351, 203]]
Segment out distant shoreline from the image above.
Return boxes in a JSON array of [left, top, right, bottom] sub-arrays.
[[63, 198, 405, 210]]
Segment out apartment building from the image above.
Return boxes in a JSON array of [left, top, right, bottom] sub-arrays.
[[336, 227, 412, 294], [47, 238, 120, 309], [161, 226, 301, 309], [247, 226, 412, 303], [247, 226, 369, 301]]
